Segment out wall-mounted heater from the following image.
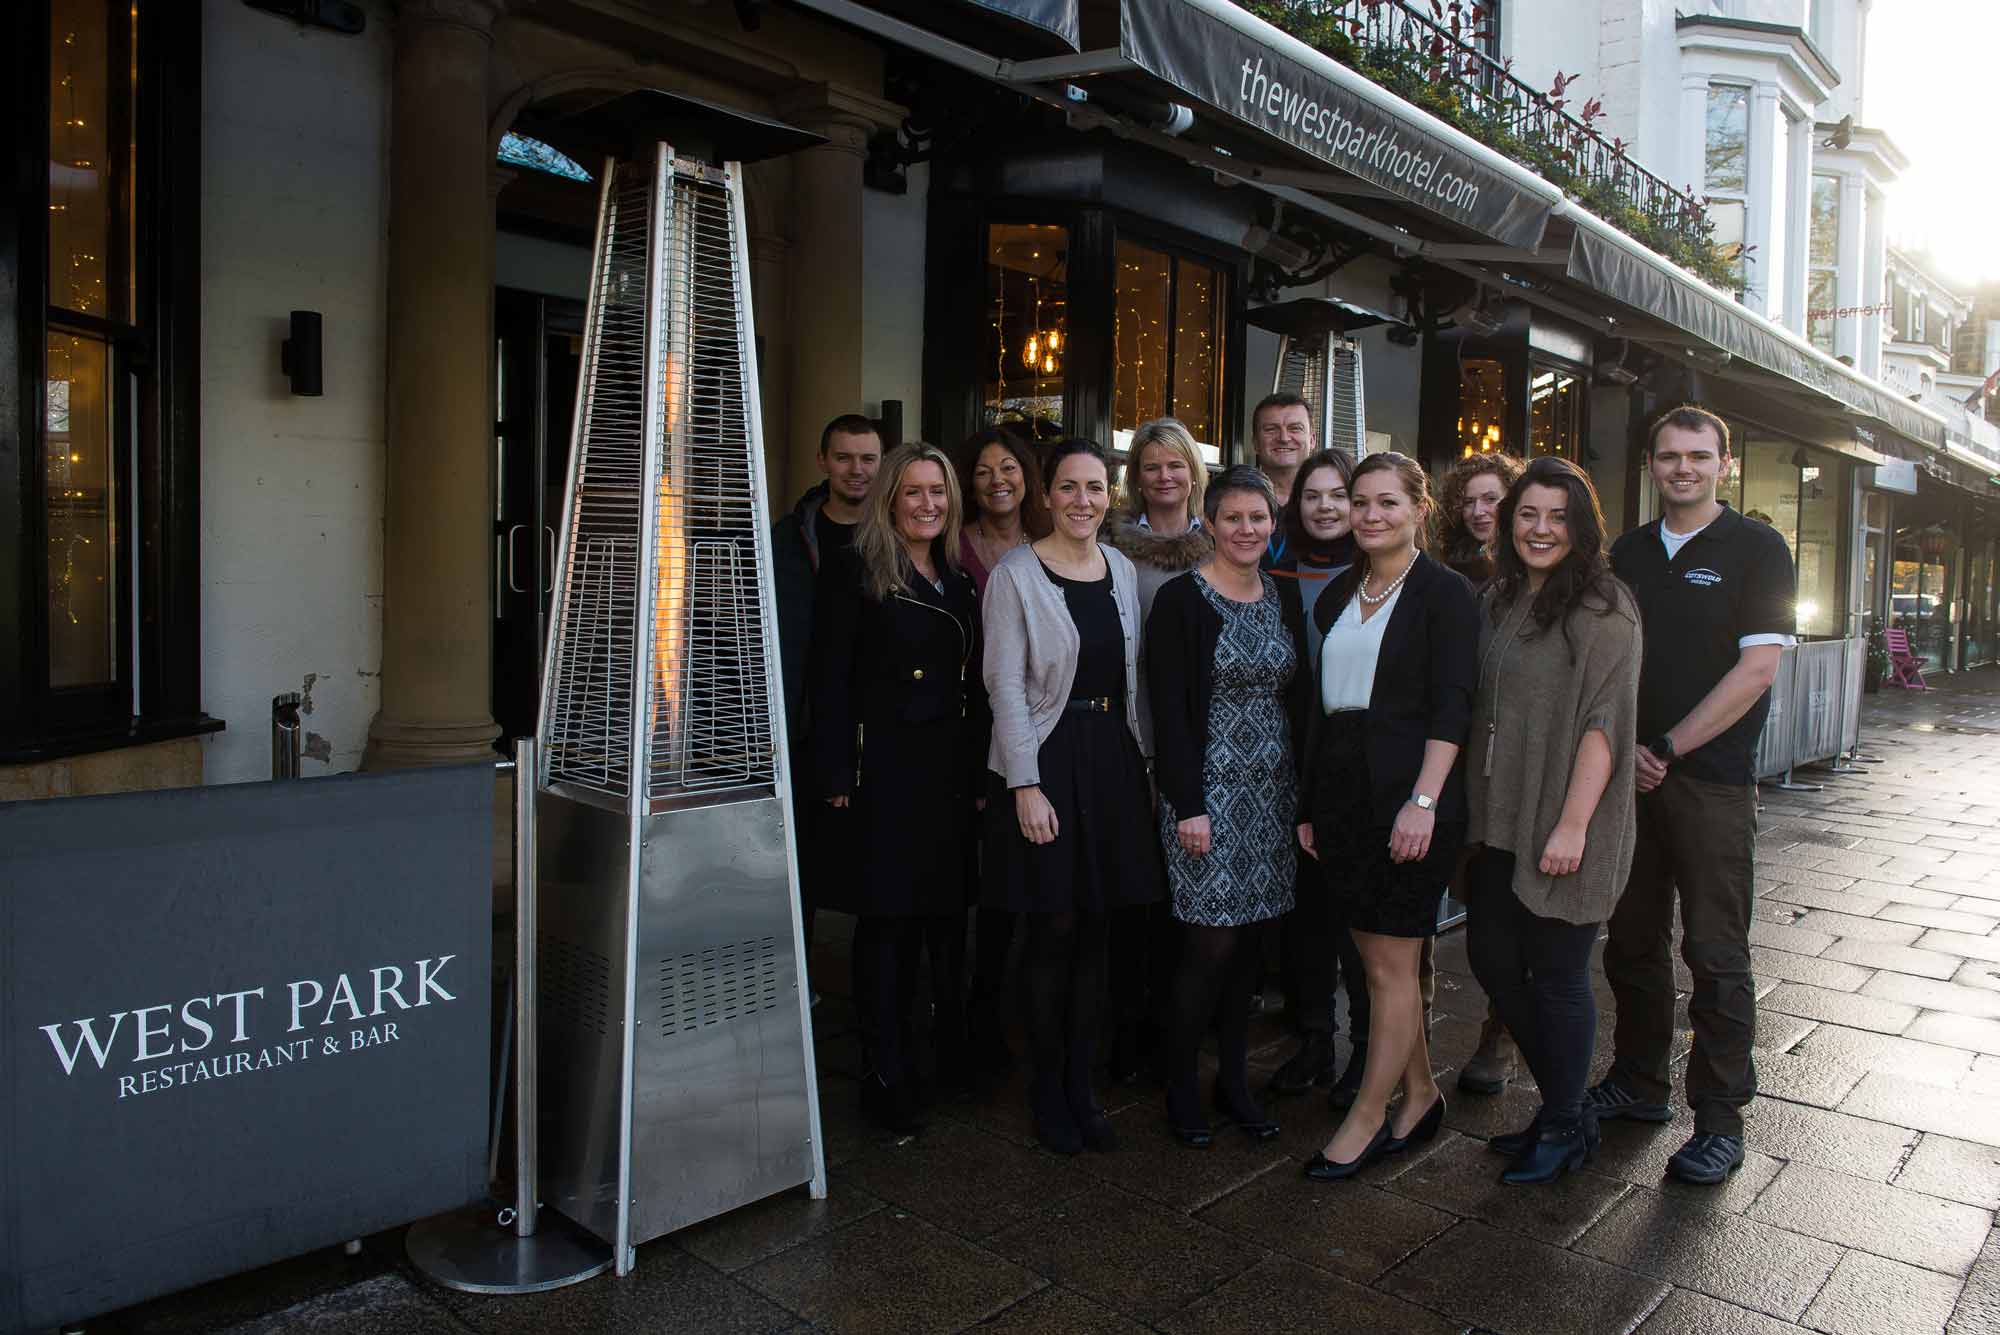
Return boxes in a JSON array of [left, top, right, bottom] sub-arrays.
[[1251, 296, 1388, 457], [533, 141, 823, 1275]]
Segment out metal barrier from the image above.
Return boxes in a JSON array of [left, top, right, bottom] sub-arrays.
[[1754, 635, 1867, 785]]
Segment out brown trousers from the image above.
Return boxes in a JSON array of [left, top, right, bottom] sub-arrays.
[[1602, 768, 1759, 1136]]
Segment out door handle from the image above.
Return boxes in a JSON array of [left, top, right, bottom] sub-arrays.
[[506, 523, 528, 593]]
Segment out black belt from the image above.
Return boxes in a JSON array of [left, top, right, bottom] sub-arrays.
[[1065, 696, 1117, 713]]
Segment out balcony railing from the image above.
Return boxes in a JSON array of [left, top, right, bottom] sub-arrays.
[[1243, 0, 1736, 289]]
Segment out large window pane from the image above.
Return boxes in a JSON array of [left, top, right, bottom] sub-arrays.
[[982, 224, 1068, 439], [1169, 258, 1224, 448], [46, 332, 117, 688], [49, 0, 134, 322], [1113, 240, 1227, 463], [1808, 175, 1840, 267], [1742, 438, 1842, 637], [1113, 240, 1170, 440], [1457, 358, 1508, 457], [1530, 365, 1581, 460], [1807, 268, 1837, 353], [1705, 86, 1748, 193]]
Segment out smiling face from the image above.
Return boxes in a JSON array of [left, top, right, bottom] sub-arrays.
[[1210, 487, 1275, 571], [1511, 481, 1573, 582], [822, 428, 883, 505], [1254, 403, 1313, 473], [1136, 441, 1193, 516], [972, 443, 1024, 521], [1349, 468, 1425, 557], [1046, 451, 1110, 543], [1648, 422, 1729, 513], [892, 460, 950, 548], [1460, 472, 1507, 547], [1297, 462, 1350, 543]]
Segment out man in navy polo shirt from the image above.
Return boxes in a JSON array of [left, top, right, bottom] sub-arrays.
[[1590, 404, 1795, 1185]]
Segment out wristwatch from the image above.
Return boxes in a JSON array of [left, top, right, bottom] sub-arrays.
[[1409, 792, 1436, 811], [1648, 734, 1678, 762]]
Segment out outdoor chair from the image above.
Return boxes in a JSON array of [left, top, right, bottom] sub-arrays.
[[1884, 628, 1931, 690]]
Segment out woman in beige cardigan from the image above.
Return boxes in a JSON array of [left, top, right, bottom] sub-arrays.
[[1465, 456, 1642, 1185]]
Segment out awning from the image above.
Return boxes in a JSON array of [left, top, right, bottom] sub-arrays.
[[961, 0, 1079, 50], [1117, 0, 1555, 249], [1564, 228, 1945, 451]]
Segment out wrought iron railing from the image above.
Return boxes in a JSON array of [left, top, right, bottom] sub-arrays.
[[1244, 1, 1731, 285]]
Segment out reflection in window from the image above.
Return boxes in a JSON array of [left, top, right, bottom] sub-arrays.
[[1530, 365, 1581, 460], [1807, 174, 1839, 353], [1706, 85, 1750, 292], [1113, 240, 1226, 462], [50, 0, 134, 323], [46, 333, 116, 688], [982, 224, 1069, 440], [1741, 438, 1842, 638], [1457, 358, 1507, 457], [1893, 525, 1955, 663]]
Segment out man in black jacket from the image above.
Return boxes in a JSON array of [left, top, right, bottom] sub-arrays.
[[1593, 404, 1795, 1186], [773, 414, 881, 955]]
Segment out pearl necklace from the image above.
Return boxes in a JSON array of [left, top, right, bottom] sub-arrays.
[[1357, 553, 1417, 606]]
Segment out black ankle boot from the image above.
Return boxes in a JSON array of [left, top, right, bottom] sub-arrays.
[[1031, 1073, 1082, 1155], [1502, 1125, 1588, 1185], [1212, 1078, 1280, 1141], [1166, 1076, 1213, 1148], [1268, 1032, 1336, 1096], [1488, 1114, 1541, 1157]]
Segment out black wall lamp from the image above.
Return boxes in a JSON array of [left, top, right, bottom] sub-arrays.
[[281, 310, 323, 396]]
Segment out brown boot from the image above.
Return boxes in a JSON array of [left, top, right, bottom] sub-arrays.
[[1456, 1012, 1519, 1095]]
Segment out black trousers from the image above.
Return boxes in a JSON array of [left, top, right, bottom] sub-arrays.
[[853, 913, 965, 1087], [1465, 849, 1601, 1132]]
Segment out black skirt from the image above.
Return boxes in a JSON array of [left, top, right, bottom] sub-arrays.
[[983, 706, 1163, 915], [1308, 709, 1461, 938]]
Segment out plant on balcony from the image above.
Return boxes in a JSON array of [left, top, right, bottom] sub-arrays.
[[1241, 0, 1740, 290]]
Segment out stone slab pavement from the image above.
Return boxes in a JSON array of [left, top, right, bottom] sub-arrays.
[[76, 670, 2000, 1335]]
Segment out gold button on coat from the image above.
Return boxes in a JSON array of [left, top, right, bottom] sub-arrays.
[[912, 669, 925, 680]]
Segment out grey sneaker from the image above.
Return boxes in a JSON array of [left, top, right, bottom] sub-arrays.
[[1666, 1132, 1745, 1184], [1585, 1077, 1673, 1123]]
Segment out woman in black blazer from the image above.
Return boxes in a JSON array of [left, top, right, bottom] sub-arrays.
[[1295, 452, 1478, 1181], [811, 442, 988, 1135]]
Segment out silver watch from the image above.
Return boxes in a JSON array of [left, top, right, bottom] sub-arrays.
[[1409, 793, 1436, 811]]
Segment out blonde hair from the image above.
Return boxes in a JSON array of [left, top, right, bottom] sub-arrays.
[[1122, 417, 1208, 522], [855, 442, 964, 601]]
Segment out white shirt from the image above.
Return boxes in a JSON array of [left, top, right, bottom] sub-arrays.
[[1661, 513, 1797, 650], [1320, 583, 1403, 712]]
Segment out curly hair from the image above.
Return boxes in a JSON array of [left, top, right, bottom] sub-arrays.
[[1438, 451, 1525, 566], [1488, 456, 1633, 663]]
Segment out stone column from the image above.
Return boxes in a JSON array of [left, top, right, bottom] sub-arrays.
[[364, 0, 505, 769], [1834, 173, 1867, 366], [1782, 114, 1811, 331], [1744, 82, 1782, 318], [1860, 186, 1888, 379]]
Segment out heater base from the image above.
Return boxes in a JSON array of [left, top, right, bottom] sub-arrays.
[[406, 1203, 613, 1295]]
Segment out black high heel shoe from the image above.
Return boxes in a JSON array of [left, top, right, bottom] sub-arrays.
[[1382, 1094, 1445, 1156], [1303, 1118, 1391, 1182], [1211, 1079, 1281, 1141]]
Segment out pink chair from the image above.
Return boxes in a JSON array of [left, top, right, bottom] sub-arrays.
[[1884, 628, 1931, 690]]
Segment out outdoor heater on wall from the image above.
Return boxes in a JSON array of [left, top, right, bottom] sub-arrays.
[[531, 127, 823, 1274]]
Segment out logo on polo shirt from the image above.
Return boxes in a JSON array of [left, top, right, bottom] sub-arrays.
[[1684, 568, 1722, 586]]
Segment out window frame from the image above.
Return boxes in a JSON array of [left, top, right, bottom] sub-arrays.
[[2, 0, 215, 763], [1806, 171, 1840, 354], [1703, 82, 1752, 295]]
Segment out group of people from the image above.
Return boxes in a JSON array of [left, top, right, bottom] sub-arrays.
[[774, 393, 1793, 1190]]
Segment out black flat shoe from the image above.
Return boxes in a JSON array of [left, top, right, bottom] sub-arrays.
[[1212, 1080, 1280, 1141], [1502, 1126, 1588, 1184], [1382, 1094, 1445, 1155], [1303, 1119, 1392, 1182]]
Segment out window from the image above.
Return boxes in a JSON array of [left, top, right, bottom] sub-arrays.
[[1909, 294, 1925, 345], [1705, 85, 1750, 293], [1457, 358, 1508, 457], [1807, 173, 1840, 353], [1112, 239, 1227, 463], [981, 223, 1069, 440], [1529, 364, 1582, 460], [1740, 437, 1845, 638], [4, 2, 210, 759]]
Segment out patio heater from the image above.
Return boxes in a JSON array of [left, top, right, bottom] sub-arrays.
[[1249, 297, 1384, 456], [532, 126, 823, 1274]]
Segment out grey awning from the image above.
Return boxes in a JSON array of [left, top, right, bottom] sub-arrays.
[[960, 0, 1079, 49]]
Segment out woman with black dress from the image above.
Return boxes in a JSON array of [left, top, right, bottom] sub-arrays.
[[1147, 466, 1299, 1147], [811, 442, 987, 1134], [1297, 452, 1479, 1181], [982, 439, 1161, 1154]]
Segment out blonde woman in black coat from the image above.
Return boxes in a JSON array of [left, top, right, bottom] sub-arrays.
[[811, 442, 988, 1134]]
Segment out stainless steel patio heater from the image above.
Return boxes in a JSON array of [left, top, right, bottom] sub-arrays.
[[1251, 296, 1384, 457], [532, 139, 823, 1274]]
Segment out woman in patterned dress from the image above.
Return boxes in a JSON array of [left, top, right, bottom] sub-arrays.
[[1144, 466, 1302, 1146]]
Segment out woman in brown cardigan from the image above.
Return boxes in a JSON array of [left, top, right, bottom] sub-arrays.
[[1466, 456, 1642, 1185]]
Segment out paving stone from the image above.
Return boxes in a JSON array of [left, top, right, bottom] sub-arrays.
[[1821, 938, 1965, 980], [835, 1119, 1092, 1240], [204, 1276, 468, 1335], [1907, 1012, 2000, 1056], [1895, 1135, 2000, 1210], [1923, 875, 2000, 899], [1918, 930, 2000, 965], [1380, 1130, 1630, 1247], [462, 1244, 797, 1335], [1758, 883, 1892, 917], [1741, 1098, 1916, 1181], [1752, 1046, 1866, 1107], [1794, 910, 1926, 944], [1632, 1287, 1812, 1334], [1575, 1187, 1841, 1320], [1749, 920, 1837, 955], [1853, 881, 1965, 910], [1379, 1218, 1669, 1335], [1761, 981, 1918, 1034], [1793, 1024, 1980, 1088], [1862, 972, 2000, 1021], [1072, 1099, 1291, 1212], [1946, 1225, 2000, 1335], [984, 1184, 1262, 1326], [1748, 946, 1873, 991], [1966, 1056, 2000, 1096], [1879, 903, 2000, 935], [1841, 1071, 2000, 1149], [738, 1209, 1040, 1335], [1950, 894, 2000, 917], [1801, 1249, 1965, 1335], [1155, 1254, 1463, 1335], [1749, 1163, 1991, 1276], [967, 1285, 1150, 1334], [1954, 959, 2000, 992], [1858, 839, 1957, 864], [1756, 866, 1866, 894], [1587, 1106, 1786, 1215], [1195, 1161, 1451, 1282], [1806, 849, 1896, 874]]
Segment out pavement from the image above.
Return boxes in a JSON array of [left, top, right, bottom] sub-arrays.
[[81, 669, 2000, 1335]]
